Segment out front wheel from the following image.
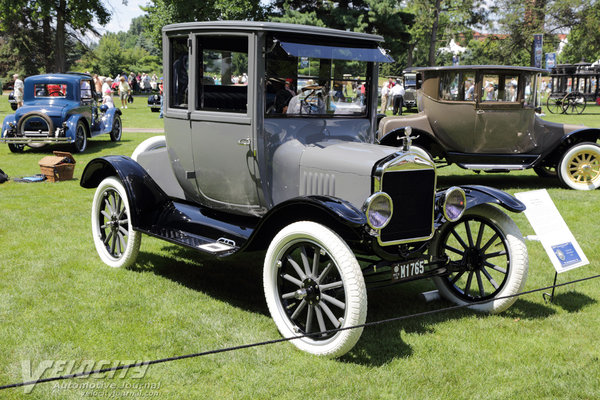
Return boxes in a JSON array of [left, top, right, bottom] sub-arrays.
[[91, 177, 141, 268], [263, 221, 367, 357], [558, 142, 600, 190], [546, 95, 563, 114], [431, 204, 528, 313]]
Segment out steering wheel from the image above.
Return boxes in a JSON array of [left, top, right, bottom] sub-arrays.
[[47, 90, 64, 97]]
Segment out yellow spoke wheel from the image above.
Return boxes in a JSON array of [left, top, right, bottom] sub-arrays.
[[559, 142, 600, 190]]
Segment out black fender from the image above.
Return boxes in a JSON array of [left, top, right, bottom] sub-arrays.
[[539, 127, 600, 166], [459, 185, 525, 213], [80, 155, 170, 229], [242, 195, 368, 252]]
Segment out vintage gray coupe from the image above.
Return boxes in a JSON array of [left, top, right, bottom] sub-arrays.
[[1, 73, 122, 153], [379, 65, 600, 190], [81, 22, 529, 357]]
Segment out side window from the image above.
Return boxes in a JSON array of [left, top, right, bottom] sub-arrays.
[[196, 35, 248, 113], [439, 72, 460, 101], [439, 72, 475, 101], [523, 73, 537, 107], [170, 37, 189, 109], [80, 80, 93, 100], [481, 74, 499, 102], [501, 75, 519, 102], [463, 73, 475, 101]]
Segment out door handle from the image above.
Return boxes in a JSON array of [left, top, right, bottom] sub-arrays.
[[237, 138, 251, 146]]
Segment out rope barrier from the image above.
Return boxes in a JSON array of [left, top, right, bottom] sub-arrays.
[[1, 273, 599, 391]]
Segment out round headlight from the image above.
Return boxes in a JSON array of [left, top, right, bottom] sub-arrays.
[[363, 192, 393, 230], [443, 187, 466, 222]]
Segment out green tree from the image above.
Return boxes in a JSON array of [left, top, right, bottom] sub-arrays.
[[488, 0, 591, 66], [559, 1, 600, 63], [0, 0, 112, 74], [405, 0, 488, 67], [269, 0, 413, 74], [142, 0, 266, 49]]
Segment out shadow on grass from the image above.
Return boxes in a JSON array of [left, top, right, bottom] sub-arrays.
[[343, 283, 556, 366], [552, 291, 596, 312], [437, 172, 562, 191], [130, 245, 557, 366], [131, 246, 268, 315], [9, 137, 131, 157]]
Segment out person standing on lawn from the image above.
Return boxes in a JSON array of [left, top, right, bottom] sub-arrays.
[[13, 74, 24, 108], [118, 76, 131, 109]]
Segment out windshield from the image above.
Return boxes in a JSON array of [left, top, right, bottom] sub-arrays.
[[266, 40, 374, 117]]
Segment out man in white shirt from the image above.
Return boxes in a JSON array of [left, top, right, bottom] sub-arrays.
[[13, 74, 24, 108], [390, 78, 405, 115], [380, 79, 391, 114]]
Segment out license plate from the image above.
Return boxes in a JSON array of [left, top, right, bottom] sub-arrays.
[[391, 258, 426, 282]]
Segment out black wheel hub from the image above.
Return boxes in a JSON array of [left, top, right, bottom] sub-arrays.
[[295, 278, 321, 305], [463, 248, 484, 271]]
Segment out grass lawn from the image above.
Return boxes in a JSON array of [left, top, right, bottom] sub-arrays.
[[1, 94, 600, 399]]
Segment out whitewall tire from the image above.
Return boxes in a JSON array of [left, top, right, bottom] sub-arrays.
[[91, 177, 141, 268], [263, 221, 367, 357], [431, 205, 528, 313], [558, 142, 600, 190]]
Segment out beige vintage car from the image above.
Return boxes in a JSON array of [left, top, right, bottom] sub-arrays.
[[379, 65, 600, 190]]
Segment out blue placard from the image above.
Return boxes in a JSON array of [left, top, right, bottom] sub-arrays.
[[551, 242, 582, 268], [546, 53, 556, 70]]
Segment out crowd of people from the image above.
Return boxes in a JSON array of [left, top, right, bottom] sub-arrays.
[[92, 72, 163, 110]]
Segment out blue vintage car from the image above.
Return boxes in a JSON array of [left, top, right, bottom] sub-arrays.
[[1, 73, 122, 153]]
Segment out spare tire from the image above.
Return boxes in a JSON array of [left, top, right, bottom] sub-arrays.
[[17, 112, 55, 138]]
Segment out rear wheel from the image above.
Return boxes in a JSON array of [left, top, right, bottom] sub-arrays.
[[546, 95, 563, 114], [263, 221, 367, 357], [73, 121, 88, 153], [110, 115, 122, 142], [533, 164, 557, 178], [131, 135, 166, 162], [8, 143, 24, 153], [562, 92, 586, 115], [431, 205, 528, 313], [91, 177, 141, 268], [558, 142, 600, 190]]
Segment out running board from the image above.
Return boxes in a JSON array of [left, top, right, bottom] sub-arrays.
[[148, 227, 239, 256], [140, 200, 259, 257], [460, 164, 527, 171]]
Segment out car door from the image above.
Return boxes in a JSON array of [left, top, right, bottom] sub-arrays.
[[473, 73, 536, 153], [79, 78, 98, 132], [426, 70, 477, 153], [189, 33, 263, 214]]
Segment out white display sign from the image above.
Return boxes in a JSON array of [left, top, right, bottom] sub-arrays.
[[515, 189, 588, 273]]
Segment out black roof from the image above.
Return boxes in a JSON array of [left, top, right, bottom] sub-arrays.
[[163, 21, 384, 43]]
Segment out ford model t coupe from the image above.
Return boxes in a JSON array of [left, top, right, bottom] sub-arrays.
[[81, 22, 528, 357]]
